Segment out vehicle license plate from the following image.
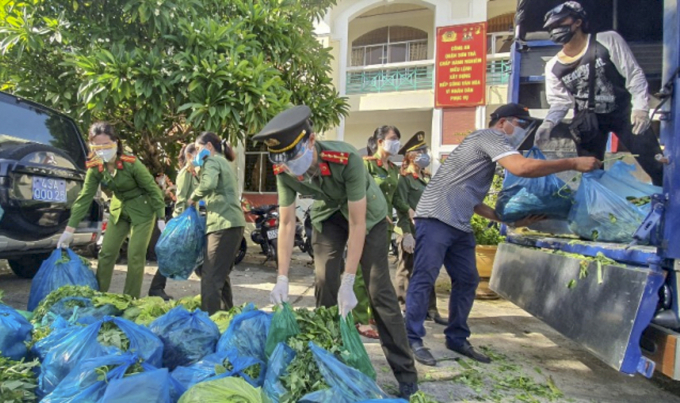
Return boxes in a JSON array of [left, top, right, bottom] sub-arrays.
[[32, 177, 67, 203], [267, 229, 278, 240]]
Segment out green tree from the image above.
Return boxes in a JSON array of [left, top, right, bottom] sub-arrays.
[[0, 0, 348, 173]]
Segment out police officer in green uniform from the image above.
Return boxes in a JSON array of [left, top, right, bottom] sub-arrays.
[[57, 122, 166, 298], [393, 132, 445, 325], [255, 106, 418, 399], [147, 144, 199, 299], [353, 125, 402, 339]]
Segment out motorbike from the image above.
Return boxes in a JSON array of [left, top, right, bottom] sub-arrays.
[[249, 204, 280, 266]]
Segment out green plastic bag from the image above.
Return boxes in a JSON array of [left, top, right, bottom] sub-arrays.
[[264, 303, 300, 359], [178, 376, 262, 403], [340, 313, 376, 380]]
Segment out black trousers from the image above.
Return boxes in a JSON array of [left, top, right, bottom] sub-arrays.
[[201, 226, 245, 315], [576, 110, 663, 186], [312, 212, 417, 384]]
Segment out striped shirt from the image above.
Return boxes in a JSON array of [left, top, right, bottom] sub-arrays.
[[415, 129, 518, 232]]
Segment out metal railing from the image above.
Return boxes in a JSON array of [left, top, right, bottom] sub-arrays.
[[487, 58, 511, 85], [346, 61, 434, 94], [345, 58, 511, 95]]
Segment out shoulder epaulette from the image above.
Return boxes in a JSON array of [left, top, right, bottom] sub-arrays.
[[86, 158, 104, 172], [363, 156, 377, 161], [120, 155, 136, 163], [273, 164, 285, 175], [320, 151, 349, 165]]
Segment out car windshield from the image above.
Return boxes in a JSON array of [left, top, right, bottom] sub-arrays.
[[0, 96, 86, 168]]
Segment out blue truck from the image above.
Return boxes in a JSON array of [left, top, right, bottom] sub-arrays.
[[490, 0, 680, 380]]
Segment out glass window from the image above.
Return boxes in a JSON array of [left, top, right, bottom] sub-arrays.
[[351, 26, 429, 67], [365, 45, 385, 65], [244, 141, 277, 193], [388, 44, 407, 63]]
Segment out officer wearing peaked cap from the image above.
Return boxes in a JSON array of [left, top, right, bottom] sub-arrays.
[[252, 105, 419, 399]]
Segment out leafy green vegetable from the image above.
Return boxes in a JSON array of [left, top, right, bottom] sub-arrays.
[[93, 293, 136, 311], [472, 175, 505, 246], [31, 286, 99, 325], [0, 289, 4, 303], [97, 322, 130, 351], [210, 304, 248, 333], [0, 355, 39, 402], [178, 376, 262, 403], [626, 196, 651, 206], [409, 390, 440, 403], [176, 295, 202, 312], [95, 362, 144, 382]]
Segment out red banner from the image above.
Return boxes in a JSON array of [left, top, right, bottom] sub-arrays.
[[435, 22, 487, 108]]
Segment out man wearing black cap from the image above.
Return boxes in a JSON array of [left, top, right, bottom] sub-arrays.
[[405, 103, 600, 366], [252, 105, 418, 398], [537, 1, 663, 185]]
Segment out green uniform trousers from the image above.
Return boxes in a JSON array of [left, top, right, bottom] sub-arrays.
[[352, 229, 391, 325], [312, 212, 417, 384], [201, 226, 245, 315], [97, 213, 155, 298]]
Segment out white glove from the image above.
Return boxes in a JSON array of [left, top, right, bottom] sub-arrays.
[[631, 110, 651, 135], [57, 230, 74, 249], [338, 273, 358, 318], [535, 120, 555, 147], [402, 233, 415, 254], [270, 275, 289, 305], [157, 220, 166, 232]]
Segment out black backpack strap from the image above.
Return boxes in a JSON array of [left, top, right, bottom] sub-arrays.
[[587, 33, 598, 111]]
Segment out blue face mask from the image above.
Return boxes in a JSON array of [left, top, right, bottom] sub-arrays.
[[414, 153, 431, 168], [285, 144, 314, 177], [193, 148, 211, 167]]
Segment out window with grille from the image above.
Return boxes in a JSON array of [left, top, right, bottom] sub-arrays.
[[351, 26, 428, 67], [244, 141, 277, 193]]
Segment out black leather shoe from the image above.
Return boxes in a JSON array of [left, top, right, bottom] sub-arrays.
[[426, 311, 448, 326], [148, 289, 173, 301], [411, 341, 437, 366], [398, 382, 419, 399], [445, 340, 491, 364]]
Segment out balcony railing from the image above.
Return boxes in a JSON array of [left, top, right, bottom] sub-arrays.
[[487, 58, 511, 85], [346, 61, 434, 95], [345, 58, 512, 95]]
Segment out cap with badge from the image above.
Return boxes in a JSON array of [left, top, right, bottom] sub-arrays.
[[398, 131, 428, 155], [490, 103, 535, 129], [252, 105, 313, 163]]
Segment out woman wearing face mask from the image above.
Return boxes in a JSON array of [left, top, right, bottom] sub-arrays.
[[352, 125, 401, 339], [146, 144, 199, 300], [187, 132, 245, 315], [392, 132, 445, 325], [57, 122, 166, 298]]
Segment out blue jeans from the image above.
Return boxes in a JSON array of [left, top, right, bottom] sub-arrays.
[[405, 218, 478, 347]]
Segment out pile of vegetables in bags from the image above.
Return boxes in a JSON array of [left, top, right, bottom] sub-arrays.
[[495, 147, 662, 243], [1, 284, 410, 402]]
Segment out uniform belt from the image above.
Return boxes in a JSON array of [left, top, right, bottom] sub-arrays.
[[116, 188, 144, 202]]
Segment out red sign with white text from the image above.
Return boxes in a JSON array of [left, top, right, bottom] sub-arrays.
[[435, 22, 487, 108]]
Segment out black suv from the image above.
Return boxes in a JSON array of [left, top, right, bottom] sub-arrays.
[[0, 91, 103, 278]]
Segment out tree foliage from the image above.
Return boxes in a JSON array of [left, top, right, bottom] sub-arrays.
[[0, 0, 348, 172]]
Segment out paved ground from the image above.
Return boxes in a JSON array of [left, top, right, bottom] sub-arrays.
[[2, 252, 680, 402]]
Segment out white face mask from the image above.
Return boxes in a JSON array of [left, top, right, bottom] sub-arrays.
[[96, 148, 117, 162], [382, 139, 401, 156]]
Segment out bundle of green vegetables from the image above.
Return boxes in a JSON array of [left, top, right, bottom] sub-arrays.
[[0, 355, 39, 402]]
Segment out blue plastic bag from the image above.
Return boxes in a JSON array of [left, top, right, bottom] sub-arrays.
[[171, 348, 265, 390], [155, 206, 206, 280], [217, 306, 272, 362], [263, 343, 297, 403], [31, 316, 82, 362], [149, 306, 220, 370], [495, 148, 573, 222], [39, 316, 163, 396], [42, 352, 184, 403], [600, 161, 662, 199], [568, 171, 647, 243], [0, 304, 32, 360], [306, 342, 387, 402], [46, 296, 120, 326], [28, 248, 99, 311]]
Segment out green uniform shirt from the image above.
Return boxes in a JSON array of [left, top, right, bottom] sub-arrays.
[[363, 156, 400, 222], [173, 166, 199, 218], [68, 156, 165, 227], [276, 141, 387, 233], [190, 154, 245, 234], [394, 172, 429, 235]]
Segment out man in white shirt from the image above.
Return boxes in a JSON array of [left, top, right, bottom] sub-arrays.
[[536, 1, 663, 186]]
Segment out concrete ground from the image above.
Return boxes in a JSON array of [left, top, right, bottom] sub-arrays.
[[2, 252, 680, 402]]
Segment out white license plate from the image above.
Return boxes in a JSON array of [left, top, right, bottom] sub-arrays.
[[267, 229, 278, 239], [32, 176, 67, 203]]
